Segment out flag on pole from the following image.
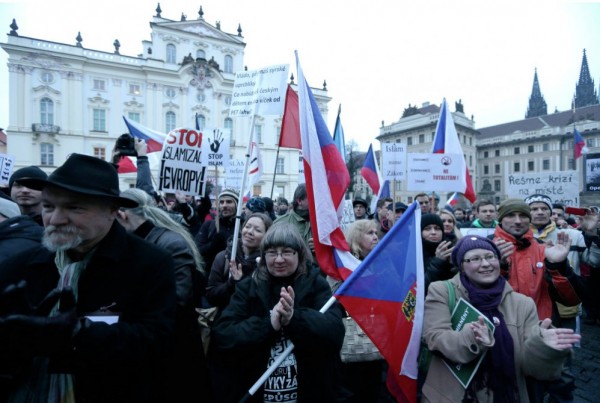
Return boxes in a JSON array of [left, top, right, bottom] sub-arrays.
[[361, 144, 381, 195], [278, 85, 302, 149], [431, 99, 476, 203], [122, 116, 166, 153], [333, 104, 347, 162], [335, 202, 423, 403], [446, 192, 460, 207], [574, 128, 588, 160], [245, 141, 263, 195], [295, 51, 353, 280], [370, 179, 391, 216]]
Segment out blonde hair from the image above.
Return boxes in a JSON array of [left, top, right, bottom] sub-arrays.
[[439, 210, 462, 241], [120, 188, 204, 273], [345, 219, 378, 259]]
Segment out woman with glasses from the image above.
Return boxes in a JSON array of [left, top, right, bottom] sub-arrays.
[[210, 223, 345, 402], [206, 212, 273, 309], [421, 235, 580, 402]]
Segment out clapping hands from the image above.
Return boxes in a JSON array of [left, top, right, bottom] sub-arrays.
[[270, 286, 295, 331], [539, 318, 581, 350], [544, 232, 572, 263]]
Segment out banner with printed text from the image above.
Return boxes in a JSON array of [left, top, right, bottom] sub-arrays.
[[406, 153, 464, 192], [381, 143, 406, 181], [159, 128, 205, 195], [0, 153, 15, 187], [229, 64, 290, 117], [506, 171, 579, 206]]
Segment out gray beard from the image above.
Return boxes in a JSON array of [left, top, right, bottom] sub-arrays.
[[42, 226, 83, 252]]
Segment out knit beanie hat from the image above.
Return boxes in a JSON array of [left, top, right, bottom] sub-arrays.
[[524, 194, 553, 211], [421, 213, 444, 231], [451, 235, 501, 267], [219, 188, 239, 205], [9, 166, 47, 189], [245, 196, 266, 213], [497, 198, 531, 222], [0, 197, 21, 219]]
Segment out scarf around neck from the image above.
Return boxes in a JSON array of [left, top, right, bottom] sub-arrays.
[[459, 272, 519, 403]]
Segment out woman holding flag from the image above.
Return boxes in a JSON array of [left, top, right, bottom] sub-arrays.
[[422, 235, 580, 402]]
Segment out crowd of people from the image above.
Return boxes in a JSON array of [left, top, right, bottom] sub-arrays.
[[0, 143, 596, 402]]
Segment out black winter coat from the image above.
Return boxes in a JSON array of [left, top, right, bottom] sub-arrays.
[[210, 265, 345, 402], [0, 222, 176, 403]]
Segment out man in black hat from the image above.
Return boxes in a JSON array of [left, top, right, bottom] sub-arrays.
[[352, 197, 369, 220], [0, 154, 176, 402], [9, 166, 48, 225]]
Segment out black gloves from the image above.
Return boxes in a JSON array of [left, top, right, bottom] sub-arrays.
[[0, 286, 79, 356]]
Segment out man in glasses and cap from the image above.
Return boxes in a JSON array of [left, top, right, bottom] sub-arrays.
[[0, 154, 176, 402]]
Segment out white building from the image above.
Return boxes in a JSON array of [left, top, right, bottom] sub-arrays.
[[1, 6, 331, 200]]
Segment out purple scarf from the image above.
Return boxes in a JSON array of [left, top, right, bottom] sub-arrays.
[[460, 272, 519, 402]]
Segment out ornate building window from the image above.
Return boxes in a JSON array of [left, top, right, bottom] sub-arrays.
[[165, 87, 176, 98], [40, 97, 54, 125], [407, 136, 413, 146], [514, 162, 520, 172], [514, 146, 520, 155], [129, 83, 141, 95], [128, 112, 140, 122], [196, 114, 206, 130], [224, 55, 233, 73], [543, 143, 549, 151], [495, 164, 500, 174], [41, 71, 54, 83], [40, 143, 54, 166], [495, 149, 500, 157], [196, 49, 206, 60], [165, 111, 176, 132], [276, 157, 285, 174], [418, 134, 424, 143], [93, 146, 106, 160], [483, 165, 489, 175], [543, 159, 550, 170], [528, 161, 535, 171], [93, 79, 106, 91], [528, 145, 534, 153], [93, 108, 106, 132], [224, 117, 233, 131], [166, 44, 177, 64], [494, 180, 501, 192]]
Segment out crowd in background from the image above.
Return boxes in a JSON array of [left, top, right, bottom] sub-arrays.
[[0, 142, 596, 402]]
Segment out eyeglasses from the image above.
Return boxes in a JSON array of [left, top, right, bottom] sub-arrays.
[[265, 249, 297, 259], [462, 254, 498, 264]]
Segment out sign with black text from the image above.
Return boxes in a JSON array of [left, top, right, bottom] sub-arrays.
[[506, 171, 579, 206], [230, 64, 289, 117], [381, 143, 406, 181], [0, 153, 15, 187], [406, 153, 464, 192], [159, 128, 205, 195]]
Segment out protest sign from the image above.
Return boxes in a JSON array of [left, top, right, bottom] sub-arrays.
[[406, 153, 464, 192], [0, 153, 15, 187], [381, 143, 406, 181], [226, 159, 245, 190], [506, 171, 579, 206], [230, 64, 289, 117], [200, 127, 230, 168], [340, 199, 356, 231], [159, 127, 205, 195]]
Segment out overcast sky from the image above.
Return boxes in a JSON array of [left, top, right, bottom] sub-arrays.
[[1, 0, 599, 151]]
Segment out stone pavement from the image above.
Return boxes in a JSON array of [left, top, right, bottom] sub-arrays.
[[572, 321, 600, 402]]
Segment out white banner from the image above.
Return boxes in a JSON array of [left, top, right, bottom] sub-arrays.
[[381, 143, 406, 181], [229, 64, 289, 117], [159, 128, 205, 195], [200, 127, 230, 168], [406, 153, 464, 192], [0, 153, 15, 187], [298, 150, 305, 184], [340, 199, 356, 231], [506, 171, 580, 206], [226, 159, 245, 190]]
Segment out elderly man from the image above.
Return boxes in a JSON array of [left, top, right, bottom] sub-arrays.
[[9, 166, 48, 225], [0, 154, 176, 402]]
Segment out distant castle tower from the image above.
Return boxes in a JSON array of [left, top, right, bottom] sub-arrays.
[[526, 68, 547, 118], [574, 49, 599, 108]]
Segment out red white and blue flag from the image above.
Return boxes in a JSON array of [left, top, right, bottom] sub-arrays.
[[295, 52, 355, 280], [117, 117, 167, 174], [361, 143, 381, 196], [335, 202, 424, 403], [431, 99, 476, 203], [446, 192, 460, 207], [278, 85, 302, 149], [122, 116, 166, 153], [574, 128, 588, 160], [332, 105, 347, 162]]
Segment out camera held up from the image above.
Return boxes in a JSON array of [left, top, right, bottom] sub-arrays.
[[115, 133, 138, 157]]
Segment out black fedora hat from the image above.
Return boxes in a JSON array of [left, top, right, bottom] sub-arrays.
[[18, 153, 138, 208]]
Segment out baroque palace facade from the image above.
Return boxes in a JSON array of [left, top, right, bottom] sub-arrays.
[[1, 5, 330, 200], [376, 50, 600, 207]]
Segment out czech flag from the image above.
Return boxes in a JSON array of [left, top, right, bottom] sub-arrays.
[[446, 192, 460, 207], [574, 128, 588, 160], [431, 99, 476, 203], [278, 85, 302, 149], [122, 116, 166, 153], [296, 51, 353, 280], [361, 144, 381, 196], [335, 202, 424, 402]]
